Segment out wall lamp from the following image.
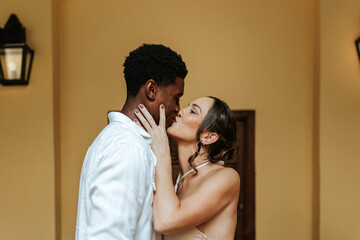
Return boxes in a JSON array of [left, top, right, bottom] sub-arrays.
[[356, 37, 360, 63], [0, 14, 34, 86]]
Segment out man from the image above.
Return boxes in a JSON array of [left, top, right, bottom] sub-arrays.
[[75, 44, 187, 240]]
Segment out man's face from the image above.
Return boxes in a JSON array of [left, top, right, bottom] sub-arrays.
[[155, 77, 184, 128]]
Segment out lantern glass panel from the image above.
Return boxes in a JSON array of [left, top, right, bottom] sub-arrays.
[[0, 47, 23, 80], [25, 47, 32, 80]]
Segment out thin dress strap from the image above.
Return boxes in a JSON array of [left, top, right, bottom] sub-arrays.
[[174, 161, 210, 193]]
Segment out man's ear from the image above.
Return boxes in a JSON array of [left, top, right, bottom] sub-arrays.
[[200, 131, 219, 145], [144, 79, 158, 101]]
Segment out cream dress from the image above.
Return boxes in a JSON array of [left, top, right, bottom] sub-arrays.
[[163, 161, 214, 240], [163, 227, 212, 240]]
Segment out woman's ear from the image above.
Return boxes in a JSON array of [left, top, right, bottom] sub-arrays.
[[200, 131, 219, 145], [145, 79, 157, 101]]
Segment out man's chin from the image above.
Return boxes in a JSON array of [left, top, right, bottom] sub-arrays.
[[166, 118, 175, 129], [166, 122, 172, 129]]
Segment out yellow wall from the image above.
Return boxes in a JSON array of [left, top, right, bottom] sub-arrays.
[[59, 1, 314, 240], [1, 0, 359, 240], [319, 0, 360, 239], [0, 0, 56, 239]]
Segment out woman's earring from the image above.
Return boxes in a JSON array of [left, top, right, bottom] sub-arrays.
[[195, 140, 205, 155], [217, 160, 225, 166]]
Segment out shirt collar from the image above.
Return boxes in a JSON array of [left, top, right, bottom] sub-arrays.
[[107, 111, 152, 144]]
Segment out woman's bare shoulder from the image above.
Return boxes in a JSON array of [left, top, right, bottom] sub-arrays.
[[203, 166, 240, 192]]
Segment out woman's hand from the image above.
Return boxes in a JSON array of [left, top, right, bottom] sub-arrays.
[[134, 104, 170, 158]]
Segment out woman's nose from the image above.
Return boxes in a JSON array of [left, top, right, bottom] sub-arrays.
[[178, 108, 183, 117]]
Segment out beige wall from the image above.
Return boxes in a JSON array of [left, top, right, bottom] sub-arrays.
[[319, 0, 360, 239], [1, 0, 359, 239], [0, 0, 56, 239], [59, 1, 314, 240]]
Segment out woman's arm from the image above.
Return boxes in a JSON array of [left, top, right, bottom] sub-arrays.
[[155, 166, 240, 234], [134, 105, 240, 234]]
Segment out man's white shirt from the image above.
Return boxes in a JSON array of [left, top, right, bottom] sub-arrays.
[[76, 112, 157, 240]]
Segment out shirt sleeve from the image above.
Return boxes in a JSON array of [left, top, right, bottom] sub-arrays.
[[87, 142, 151, 240]]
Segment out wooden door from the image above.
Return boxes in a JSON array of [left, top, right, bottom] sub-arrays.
[[228, 110, 255, 240], [170, 110, 255, 240]]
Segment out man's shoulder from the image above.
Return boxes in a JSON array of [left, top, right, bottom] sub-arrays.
[[91, 122, 150, 153], [95, 122, 135, 142], [85, 124, 154, 170]]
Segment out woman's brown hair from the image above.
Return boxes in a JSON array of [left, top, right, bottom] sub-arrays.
[[188, 96, 238, 173]]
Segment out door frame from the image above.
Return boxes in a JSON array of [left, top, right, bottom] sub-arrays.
[[232, 110, 255, 240]]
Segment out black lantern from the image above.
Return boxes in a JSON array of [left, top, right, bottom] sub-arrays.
[[356, 37, 360, 63], [0, 14, 34, 86]]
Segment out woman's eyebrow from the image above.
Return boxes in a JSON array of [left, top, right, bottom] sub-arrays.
[[192, 103, 202, 114]]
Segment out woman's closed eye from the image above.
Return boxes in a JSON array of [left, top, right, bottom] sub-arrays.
[[187, 103, 201, 115]]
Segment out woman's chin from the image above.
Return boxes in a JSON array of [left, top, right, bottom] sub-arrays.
[[167, 128, 181, 142], [166, 127, 176, 137]]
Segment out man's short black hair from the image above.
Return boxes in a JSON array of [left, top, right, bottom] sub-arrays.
[[123, 44, 188, 97]]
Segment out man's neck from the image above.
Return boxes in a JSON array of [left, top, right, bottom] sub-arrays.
[[121, 97, 142, 122]]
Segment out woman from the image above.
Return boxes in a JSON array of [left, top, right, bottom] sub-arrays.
[[134, 96, 240, 240]]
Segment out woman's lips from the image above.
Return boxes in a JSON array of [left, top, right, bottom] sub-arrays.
[[173, 118, 177, 123]]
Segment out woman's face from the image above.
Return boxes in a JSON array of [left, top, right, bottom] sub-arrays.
[[167, 97, 214, 142]]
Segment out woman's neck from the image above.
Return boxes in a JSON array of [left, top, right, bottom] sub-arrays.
[[177, 141, 209, 175]]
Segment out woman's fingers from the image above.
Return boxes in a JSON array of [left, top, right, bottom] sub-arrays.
[[138, 104, 157, 128], [134, 104, 166, 133], [134, 109, 152, 132], [159, 104, 166, 129], [133, 118, 145, 130]]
